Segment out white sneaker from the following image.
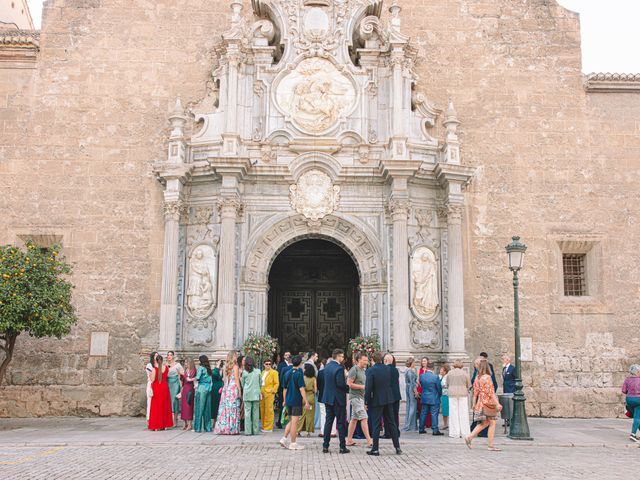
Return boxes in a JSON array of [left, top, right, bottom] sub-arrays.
[[288, 442, 305, 450], [261, 429, 271, 433], [279, 437, 289, 448], [631, 434, 640, 444]]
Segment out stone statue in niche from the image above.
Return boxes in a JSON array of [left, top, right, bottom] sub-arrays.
[[186, 244, 217, 318], [411, 246, 439, 318]]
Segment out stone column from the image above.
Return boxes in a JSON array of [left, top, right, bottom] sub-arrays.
[[389, 198, 412, 355], [216, 196, 242, 351], [446, 203, 466, 356], [159, 200, 185, 351]]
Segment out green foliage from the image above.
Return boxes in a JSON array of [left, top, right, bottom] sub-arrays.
[[242, 332, 279, 366], [347, 333, 382, 361], [0, 241, 77, 339]]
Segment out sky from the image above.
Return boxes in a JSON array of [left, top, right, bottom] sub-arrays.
[[25, 0, 640, 73]]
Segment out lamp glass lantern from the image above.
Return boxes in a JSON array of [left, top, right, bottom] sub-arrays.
[[506, 236, 526, 271]]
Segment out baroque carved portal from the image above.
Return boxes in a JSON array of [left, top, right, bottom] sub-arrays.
[[275, 57, 357, 134], [289, 169, 340, 221]]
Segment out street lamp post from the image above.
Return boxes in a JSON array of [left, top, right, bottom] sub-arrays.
[[505, 236, 533, 440]]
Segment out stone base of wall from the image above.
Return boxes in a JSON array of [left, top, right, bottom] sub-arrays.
[[0, 384, 626, 418], [0, 385, 145, 418]]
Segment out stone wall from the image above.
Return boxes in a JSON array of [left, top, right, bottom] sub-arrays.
[[0, 0, 638, 417]]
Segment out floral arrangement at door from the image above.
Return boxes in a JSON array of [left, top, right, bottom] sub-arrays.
[[242, 332, 280, 366], [347, 333, 382, 363]]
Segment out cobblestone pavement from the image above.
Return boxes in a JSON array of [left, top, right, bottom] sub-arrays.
[[0, 418, 636, 479]]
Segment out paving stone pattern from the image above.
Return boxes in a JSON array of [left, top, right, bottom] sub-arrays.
[[0, 442, 631, 480]]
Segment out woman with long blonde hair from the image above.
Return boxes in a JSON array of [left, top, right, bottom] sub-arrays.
[[214, 351, 242, 435], [465, 358, 503, 451]]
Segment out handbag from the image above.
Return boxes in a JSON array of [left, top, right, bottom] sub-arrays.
[[482, 404, 498, 417]]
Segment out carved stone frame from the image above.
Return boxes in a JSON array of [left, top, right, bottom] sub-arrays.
[[408, 244, 443, 350]]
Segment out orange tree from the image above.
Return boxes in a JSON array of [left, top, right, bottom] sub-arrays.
[[0, 241, 77, 385]]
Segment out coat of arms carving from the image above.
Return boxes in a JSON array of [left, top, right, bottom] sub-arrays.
[[289, 169, 340, 221]]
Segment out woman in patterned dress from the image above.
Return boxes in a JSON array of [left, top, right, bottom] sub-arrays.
[[214, 351, 242, 435], [465, 358, 503, 451]]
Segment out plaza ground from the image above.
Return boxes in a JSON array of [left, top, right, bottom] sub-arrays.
[[0, 417, 635, 479]]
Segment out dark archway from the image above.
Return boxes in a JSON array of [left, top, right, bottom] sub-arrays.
[[268, 239, 359, 359]]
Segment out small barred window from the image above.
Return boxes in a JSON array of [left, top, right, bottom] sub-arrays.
[[562, 254, 587, 296]]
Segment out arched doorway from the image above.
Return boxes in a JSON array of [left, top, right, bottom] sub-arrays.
[[268, 239, 359, 359]]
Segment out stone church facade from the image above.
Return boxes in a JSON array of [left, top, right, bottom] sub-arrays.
[[0, 0, 638, 418]]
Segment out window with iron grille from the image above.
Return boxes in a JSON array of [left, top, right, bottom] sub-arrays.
[[562, 254, 587, 296]]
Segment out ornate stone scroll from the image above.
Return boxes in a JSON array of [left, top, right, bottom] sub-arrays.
[[289, 169, 340, 221]]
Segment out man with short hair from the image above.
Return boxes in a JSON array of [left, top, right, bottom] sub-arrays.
[[279, 355, 310, 450], [305, 351, 319, 374], [276, 351, 292, 428], [419, 362, 443, 436], [346, 353, 372, 447], [321, 348, 350, 454], [260, 359, 279, 433], [365, 351, 401, 456], [501, 354, 516, 394], [471, 352, 498, 391]]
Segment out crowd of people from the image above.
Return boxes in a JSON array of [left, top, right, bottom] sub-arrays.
[[144, 349, 640, 451]]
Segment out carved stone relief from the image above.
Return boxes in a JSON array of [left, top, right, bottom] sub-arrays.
[[275, 57, 357, 134], [289, 169, 340, 221], [186, 244, 217, 318], [411, 246, 439, 319], [409, 246, 442, 350]]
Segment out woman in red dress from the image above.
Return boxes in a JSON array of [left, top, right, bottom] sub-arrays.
[[148, 355, 174, 431]]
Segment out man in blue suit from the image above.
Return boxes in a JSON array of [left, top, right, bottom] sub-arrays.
[[501, 354, 516, 394], [364, 352, 402, 456], [419, 362, 443, 435], [321, 349, 350, 454]]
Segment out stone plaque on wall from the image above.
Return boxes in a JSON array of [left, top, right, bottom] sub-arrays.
[[521, 337, 533, 362], [89, 332, 109, 356]]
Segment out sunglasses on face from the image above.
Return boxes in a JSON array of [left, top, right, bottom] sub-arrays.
[[264, 362, 272, 366]]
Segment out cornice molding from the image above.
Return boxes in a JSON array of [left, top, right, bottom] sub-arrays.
[[584, 73, 640, 93]]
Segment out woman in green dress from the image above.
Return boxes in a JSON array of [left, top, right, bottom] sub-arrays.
[[193, 355, 213, 433], [297, 363, 317, 436], [211, 359, 224, 428], [166, 351, 183, 427]]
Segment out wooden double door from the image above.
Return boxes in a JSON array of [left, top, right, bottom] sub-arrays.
[[268, 239, 359, 359]]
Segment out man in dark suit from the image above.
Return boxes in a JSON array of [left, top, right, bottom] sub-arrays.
[[471, 352, 498, 391], [383, 353, 401, 439], [418, 362, 443, 435], [321, 349, 350, 453], [501, 354, 516, 394], [364, 352, 401, 456]]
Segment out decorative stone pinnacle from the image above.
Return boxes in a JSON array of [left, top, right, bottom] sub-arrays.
[[445, 98, 459, 124], [444, 98, 460, 142], [231, 0, 243, 24], [389, 0, 402, 30], [169, 96, 187, 139], [170, 96, 184, 118]]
